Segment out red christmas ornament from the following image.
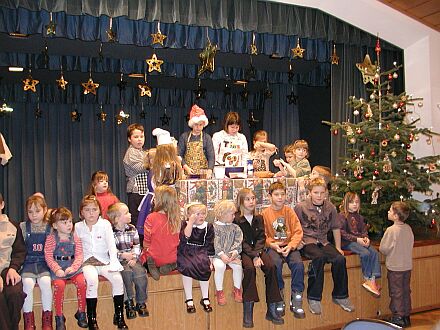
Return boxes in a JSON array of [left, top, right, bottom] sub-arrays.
[[361, 189, 366, 195], [333, 129, 339, 135], [406, 144, 411, 149], [388, 73, 393, 80], [399, 102, 405, 108], [386, 124, 390, 130], [409, 133, 414, 141], [356, 128, 363, 134], [373, 169, 379, 176], [406, 156, 412, 162], [375, 37, 381, 53], [370, 148, 375, 156], [364, 138, 369, 143], [357, 174, 363, 180]]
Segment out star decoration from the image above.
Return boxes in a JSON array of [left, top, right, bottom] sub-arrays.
[[23, 75, 39, 92], [356, 54, 377, 85], [264, 88, 273, 99], [248, 111, 259, 127], [250, 43, 258, 55], [160, 113, 171, 126], [287, 91, 298, 105], [56, 74, 68, 90], [151, 31, 167, 46], [194, 79, 206, 99], [82, 78, 99, 95], [146, 53, 164, 73], [208, 114, 218, 126], [330, 44, 340, 65], [138, 83, 152, 97], [291, 38, 305, 58], [70, 110, 82, 122], [116, 110, 130, 125], [240, 88, 249, 101], [97, 110, 107, 122], [45, 20, 56, 36], [106, 28, 117, 43], [245, 64, 256, 81], [198, 39, 218, 76]]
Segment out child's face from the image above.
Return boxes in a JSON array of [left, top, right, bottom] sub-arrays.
[[94, 178, 108, 193], [0, 201, 4, 213], [310, 185, 326, 205], [294, 147, 307, 161], [310, 169, 320, 180], [27, 203, 46, 224], [116, 206, 131, 226], [388, 207, 397, 222], [54, 218, 73, 236], [227, 124, 240, 135], [270, 189, 286, 209], [81, 203, 100, 224], [189, 207, 207, 225], [128, 129, 145, 150], [242, 193, 256, 214], [255, 136, 267, 143], [285, 152, 295, 164], [348, 197, 360, 213], [192, 121, 205, 135], [219, 209, 235, 224]]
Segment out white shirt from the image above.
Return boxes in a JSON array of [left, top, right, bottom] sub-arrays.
[[74, 217, 123, 271], [212, 130, 249, 167]]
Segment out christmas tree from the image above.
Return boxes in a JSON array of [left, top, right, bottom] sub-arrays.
[[324, 38, 440, 234]]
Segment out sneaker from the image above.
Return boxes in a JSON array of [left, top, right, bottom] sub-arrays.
[[232, 287, 243, 303], [216, 290, 226, 305], [332, 298, 355, 312], [307, 299, 321, 315], [147, 257, 160, 281], [275, 301, 285, 317], [290, 292, 305, 319], [362, 281, 380, 297]]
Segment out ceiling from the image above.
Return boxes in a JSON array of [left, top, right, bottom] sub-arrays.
[[379, 0, 440, 32]]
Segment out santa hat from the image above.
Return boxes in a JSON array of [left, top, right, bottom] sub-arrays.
[[188, 104, 208, 128], [152, 128, 173, 146]]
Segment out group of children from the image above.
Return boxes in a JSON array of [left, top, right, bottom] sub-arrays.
[[0, 106, 414, 330]]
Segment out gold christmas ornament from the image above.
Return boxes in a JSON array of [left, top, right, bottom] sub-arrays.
[[23, 75, 39, 92], [146, 53, 164, 73], [56, 74, 68, 90], [97, 111, 107, 122], [82, 78, 99, 95], [198, 38, 218, 76], [250, 32, 258, 55], [151, 21, 167, 46], [356, 54, 377, 85], [330, 44, 339, 65], [138, 83, 152, 97], [70, 110, 82, 122], [116, 110, 130, 125], [45, 12, 56, 36], [291, 38, 305, 58], [106, 17, 116, 42]]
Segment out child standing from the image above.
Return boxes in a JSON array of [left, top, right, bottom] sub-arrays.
[[248, 130, 277, 173], [379, 201, 414, 328], [44, 207, 87, 329], [294, 178, 354, 315], [178, 104, 215, 178], [20, 195, 53, 330], [123, 123, 149, 227], [212, 200, 243, 305], [274, 140, 311, 178], [338, 192, 381, 296], [177, 203, 215, 313], [139, 185, 180, 280], [74, 195, 126, 330], [234, 188, 283, 328], [262, 182, 305, 320], [107, 202, 149, 319], [87, 170, 119, 220], [0, 193, 26, 330]]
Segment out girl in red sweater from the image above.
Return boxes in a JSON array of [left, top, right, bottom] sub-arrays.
[[87, 171, 119, 220]]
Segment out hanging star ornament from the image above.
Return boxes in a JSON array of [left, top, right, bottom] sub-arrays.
[[45, 20, 56, 36], [23, 75, 39, 92], [56, 74, 68, 90], [194, 79, 207, 100], [291, 38, 305, 59], [146, 53, 164, 73], [330, 44, 339, 65], [97, 105, 107, 122], [287, 91, 298, 105], [70, 110, 82, 122], [356, 54, 377, 85], [208, 114, 217, 126], [82, 77, 99, 95], [116, 110, 130, 125], [160, 112, 171, 126], [138, 83, 152, 97], [151, 31, 167, 46], [198, 39, 218, 76], [106, 28, 117, 43]]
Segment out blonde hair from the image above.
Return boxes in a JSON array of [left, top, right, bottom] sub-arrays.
[[307, 177, 327, 191], [79, 195, 102, 218], [107, 202, 128, 225], [236, 188, 256, 217], [292, 139, 309, 159], [26, 195, 48, 223], [87, 170, 114, 195], [152, 144, 183, 187], [214, 200, 236, 221], [185, 203, 207, 218], [339, 192, 360, 218], [48, 207, 73, 227], [252, 130, 268, 151], [145, 148, 156, 170], [153, 185, 181, 234]]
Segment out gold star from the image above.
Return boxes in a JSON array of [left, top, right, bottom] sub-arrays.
[[116, 110, 130, 125], [97, 111, 107, 122], [356, 54, 377, 85], [81, 78, 100, 95], [46, 20, 56, 36], [151, 31, 167, 46], [138, 83, 152, 97], [146, 53, 164, 73], [106, 28, 117, 42], [56, 75, 68, 90], [198, 39, 217, 76], [250, 43, 258, 55], [291, 38, 305, 58], [23, 76, 39, 92], [330, 44, 339, 65]]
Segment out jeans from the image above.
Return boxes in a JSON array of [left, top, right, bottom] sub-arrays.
[[344, 242, 381, 279], [121, 261, 148, 304], [266, 248, 304, 294]]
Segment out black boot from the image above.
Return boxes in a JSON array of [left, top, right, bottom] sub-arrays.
[[265, 302, 284, 325], [86, 298, 99, 330], [243, 301, 254, 328], [113, 295, 129, 329], [389, 316, 405, 327], [55, 315, 66, 330], [124, 299, 137, 319], [74, 311, 88, 328], [403, 315, 411, 327]]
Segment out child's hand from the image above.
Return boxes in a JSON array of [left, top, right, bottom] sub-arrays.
[[183, 164, 194, 175], [220, 254, 231, 264], [253, 256, 264, 268], [0, 276, 3, 292], [273, 159, 281, 167], [336, 247, 345, 256], [270, 242, 283, 253], [229, 250, 239, 260], [357, 237, 368, 247], [121, 252, 135, 261], [188, 213, 197, 225], [297, 241, 305, 250], [281, 246, 292, 257], [363, 237, 370, 246], [127, 259, 136, 267], [64, 267, 74, 276], [6, 268, 21, 286], [55, 269, 66, 278]]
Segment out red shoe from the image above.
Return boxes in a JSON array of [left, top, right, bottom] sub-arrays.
[[232, 287, 243, 303], [23, 312, 36, 330], [216, 290, 226, 305], [42, 310, 53, 330]]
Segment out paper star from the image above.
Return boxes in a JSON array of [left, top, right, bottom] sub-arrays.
[[56, 75, 68, 90], [146, 53, 164, 73], [198, 39, 217, 76], [160, 113, 171, 126], [330, 44, 340, 65], [82, 78, 99, 95], [151, 31, 167, 46], [116, 110, 130, 125], [138, 83, 152, 97], [287, 91, 298, 105], [106, 28, 117, 43], [288, 69, 295, 83], [97, 111, 107, 122], [291, 38, 305, 59], [23, 76, 39, 92], [250, 43, 258, 55], [46, 20, 56, 36], [356, 54, 377, 85], [70, 110, 82, 122]]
